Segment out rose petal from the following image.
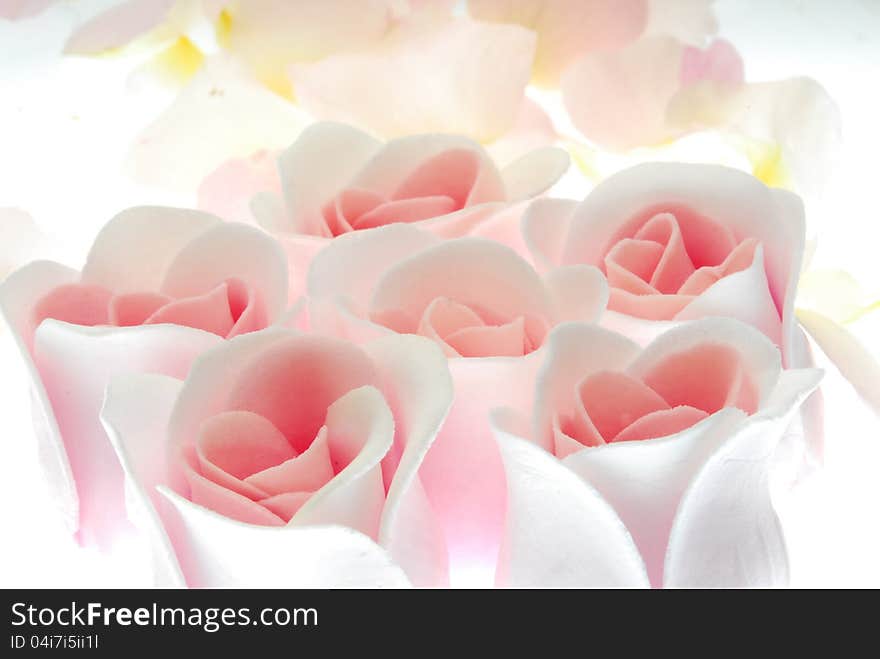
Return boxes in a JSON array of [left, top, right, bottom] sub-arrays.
[[197, 151, 281, 224], [564, 407, 746, 586], [81, 206, 219, 294], [521, 197, 579, 272], [365, 334, 453, 587], [108, 291, 171, 326], [33, 320, 223, 548], [276, 122, 383, 235], [533, 323, 642, 451], [223, 335, 379, 453], [561, 37, 684, 150], [288, 386, 393, 541], [577, 370, 670, 441], [664, 369, 821, 586], [492, 414, 650, 587], [159, 221, 288, 318], [612, 405, 709, 442], [468, 0, 648, 86], [32, 283, 112, 328], [291, 16, 535, 142], [368, 238, 552, 345], [499, 146, 570, 203], [64, 0, 174, 54], [128, 56, 312, 191]]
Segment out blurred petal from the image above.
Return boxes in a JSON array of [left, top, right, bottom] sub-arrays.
[[64, 0, 174, 54], [798, 309, 880, 416], [128, 56, 312, 191], [643, 0, 717, 45], [562, 37, 684, 150], [197, 151, 281, 223], [291, 16, 535, 142], [468, 0, 648, 86]]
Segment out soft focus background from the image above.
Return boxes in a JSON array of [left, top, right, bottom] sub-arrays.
[[1, 0, 879, 586]]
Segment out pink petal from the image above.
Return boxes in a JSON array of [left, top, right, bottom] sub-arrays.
[[640, 342, 759, 415], [577, 370, 670, 441], [608, 289, 694, 320], [223, 335, 378, 454], [613, 405, 709, 442], [634, 212, 696, 293], [146, 281, 236, 337], [258, 492, 312, 521], [246, 426, 334, 496], [197, 410, 296, 481], [108, 291, 171, 327], [352, 196, 458, 231], [393, 148, 481, 209], [445, 316, 529, 358], [605, 239, 664, 295], [32, 283, 112, 328], [680, 38, 744, 86], [679, 237, 759, 295], [197, 151, 282, 224]]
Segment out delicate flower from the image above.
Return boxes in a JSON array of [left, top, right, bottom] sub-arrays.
[[306, 223, 608, 584], [492, 319, 822, 587], [199, 121, 569, 299], [0, 206, 289, 549], [100, 327, 453, 586]]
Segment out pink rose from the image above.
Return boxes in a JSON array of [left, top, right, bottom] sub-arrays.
[[522, 163, 805, 363], [100, 328, 452, 587], [305, 223, 608, 585], [198, 122, 568, 299], [0, 207, 289, 549], [492, 318, 821, 587]]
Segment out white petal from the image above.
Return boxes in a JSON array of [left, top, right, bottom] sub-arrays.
[[81, 206, 220, 294], [159, 221, 289, 317], [306, 223, 440, 319], [564, 408, 746, 586], [290, 16, 535, 142], [33, 320, 222, 547], [64, 0, 174, 54], [365, 333, 454, 587], [492, 417, 649, 588], [159, 488, 411, 587], [289, 386, 393, 540], [100, 372, 187, 586], [521, 197, 578, 272], [533, 323, 641, 451], [276, 122, 382, 234], [644, 0, 718, 46], [797, 309, 880, 416], [1, 261, 84, 532], [127, 56, 312, 191], [500, 146, 570, 202], [544, 264, 608, 324], [675, 243, 783, 346], [664, 370, 821, 587]]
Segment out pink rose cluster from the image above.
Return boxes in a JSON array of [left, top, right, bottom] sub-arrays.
[[2, 123, 821, 588]]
